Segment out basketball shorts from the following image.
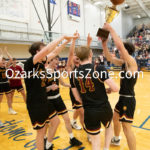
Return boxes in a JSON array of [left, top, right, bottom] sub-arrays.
[[114, 96, 136, 123], [47, 96, 68, 115], [27, 101, 57, 130], [84, 102, 113, 135], [11, 85, 24, 92], [0, 83, 12, 95]]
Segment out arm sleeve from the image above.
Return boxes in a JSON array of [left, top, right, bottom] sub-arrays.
[[96, 65, 109, 82]]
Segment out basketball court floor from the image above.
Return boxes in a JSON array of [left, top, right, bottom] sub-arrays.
[[0, 72, 150, 150]]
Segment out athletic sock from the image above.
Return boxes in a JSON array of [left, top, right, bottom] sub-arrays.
[[69, 133, 74, 139], [114, 136, 120, 141], [72, 119, 76, 123], [46, 141, 52, 149]]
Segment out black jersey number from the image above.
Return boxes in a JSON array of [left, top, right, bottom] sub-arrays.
[[78, 78, 95, 93]]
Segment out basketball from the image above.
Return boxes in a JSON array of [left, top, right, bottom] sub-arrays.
[[110, 0, 125, 5]]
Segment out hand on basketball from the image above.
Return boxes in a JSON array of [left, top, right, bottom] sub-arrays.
[[51, 84, 59, 91]]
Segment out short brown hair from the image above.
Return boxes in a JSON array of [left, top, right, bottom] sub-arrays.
[[123, 42, 135, 55], [75, 46, 91, 61], [2, 57, 6, 61], [29, 42, 46, 56], [12, 58, 16, 61]]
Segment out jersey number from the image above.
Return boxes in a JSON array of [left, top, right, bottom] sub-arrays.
[[78, 78, 95, 93]]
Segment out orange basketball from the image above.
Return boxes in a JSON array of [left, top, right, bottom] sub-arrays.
[[110, 0, 125, 5]]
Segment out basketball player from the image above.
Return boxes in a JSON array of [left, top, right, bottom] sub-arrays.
[[101, 23, 137, 150], [71, 46, 119, 150], [0, 47, 17, 115], [45, 55, 82, 148], [67, 32, 92, 130], [67, 31, 83, 130], [8, 58, 26, 103], [24, 35, 75, 150]]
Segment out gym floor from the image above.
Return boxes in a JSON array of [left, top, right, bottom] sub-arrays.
[[0, 72, 150, 150]]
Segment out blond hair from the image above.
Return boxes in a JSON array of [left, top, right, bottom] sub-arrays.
[[75, 46, 91, 61]]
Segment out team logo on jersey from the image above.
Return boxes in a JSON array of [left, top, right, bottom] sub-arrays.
[[123, 106, 127, 111]]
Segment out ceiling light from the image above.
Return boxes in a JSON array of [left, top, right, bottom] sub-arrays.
[[137, 15, 141, 18], [124, 3, 130, 9]]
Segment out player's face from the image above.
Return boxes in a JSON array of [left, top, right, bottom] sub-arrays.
[[12, 60, 16, 66], [51, 58, 59, 69], [73, 55, 80, 66]]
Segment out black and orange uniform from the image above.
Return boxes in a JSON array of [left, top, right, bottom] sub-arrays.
[[46, 71, 68, 115], [71, 63, 113, 135], [24, 57, 56, 130], [114, 64, 137, 123], [0, 67, 12, 95], [69, 67, 82, 109]]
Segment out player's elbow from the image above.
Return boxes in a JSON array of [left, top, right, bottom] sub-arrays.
[[115, 42, 124, 51], [111, 85, 119, 92]]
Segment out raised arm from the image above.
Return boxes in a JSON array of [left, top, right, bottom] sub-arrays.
[[4, 47, 12, 60], [4, 47, 13, 68], [101, 38, 124, 66], [47, 39, 71, 61], [66, 31, 79, 72], [87, 33, 92, 48], [103, 23, 136, 69], [33, 36, 71, 64]]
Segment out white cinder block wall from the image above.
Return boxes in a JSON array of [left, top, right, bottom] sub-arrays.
[[0, 0, 135, 58]]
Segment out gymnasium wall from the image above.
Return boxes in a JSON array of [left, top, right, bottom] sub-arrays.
[[133, 18, 150, 26], [0, 44, 30, 58], [0, 0, 130, 37], [0, 0, 135, 58], [122, 11, 134, 38]]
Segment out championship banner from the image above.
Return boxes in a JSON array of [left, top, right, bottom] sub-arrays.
[[50, 0, 56, 5], [67, 0, 81, 22]]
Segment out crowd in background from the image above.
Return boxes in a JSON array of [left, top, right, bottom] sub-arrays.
[[14, 24, 150, 71], [93, 24, 150, 70], [127, 24, 150, 69]]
